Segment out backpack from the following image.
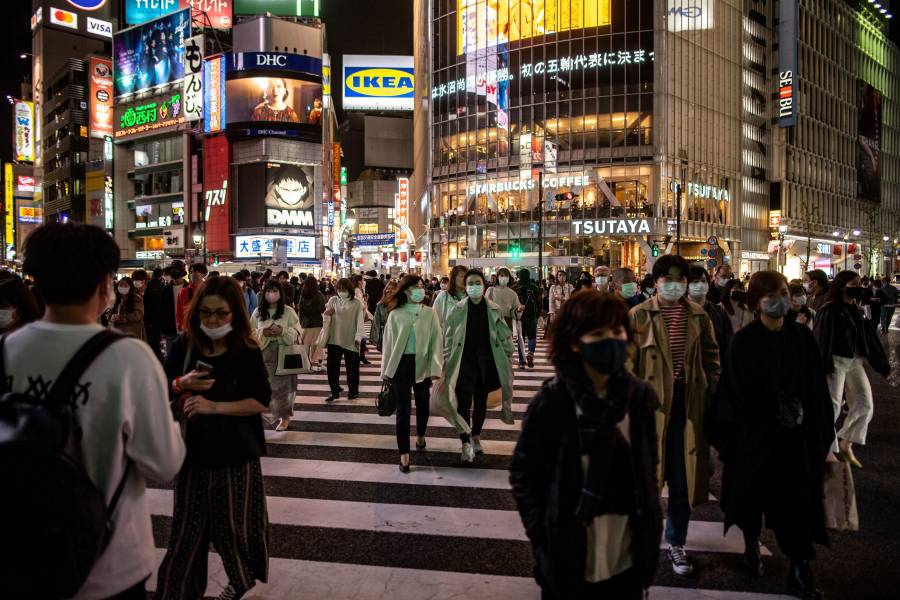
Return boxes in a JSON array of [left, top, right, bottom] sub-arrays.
[[518, 283, 541, 321], [0, 330, 129, 599]]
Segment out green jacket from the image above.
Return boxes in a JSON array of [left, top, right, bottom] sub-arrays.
[[432, 289, 465, 330], [380, 304, 443, 383], [434, 296, 515, 434]]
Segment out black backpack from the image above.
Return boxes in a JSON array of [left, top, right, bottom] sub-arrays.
[[518, 284, 541, 321], [0, 330, 130, 599]]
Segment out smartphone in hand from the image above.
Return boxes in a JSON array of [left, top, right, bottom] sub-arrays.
[[196, 360, 214, 378]]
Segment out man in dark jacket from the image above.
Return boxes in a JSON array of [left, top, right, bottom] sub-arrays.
[[364, 270, 385, 315], [160, 260, 186, 356], [515, 268, 541, 368], [141, 267, 165, 361]]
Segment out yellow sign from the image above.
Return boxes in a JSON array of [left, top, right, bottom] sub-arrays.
[[4, 163, 14, 247], [457, 0, 611, 54]]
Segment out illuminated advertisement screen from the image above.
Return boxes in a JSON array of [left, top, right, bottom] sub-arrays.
[[203, 55, 227, 133], [233, 0, 320, 17], [113, 8, 190, 98], [89, 57, 114, 139], [457, 0, 611, 54], [13, 100, 34, 163], [236, 162, 317, 231], [226, 76, 323, 138], [857, 80, 882, 203], [114, 91, 185, 139], [125, 1, 232, 29]]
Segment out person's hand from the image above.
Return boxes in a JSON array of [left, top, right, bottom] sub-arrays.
[[826, 452, 839, 464], [796, 313, 808, 325], [355, 341, 360, 351], [183, 396, 217, 420], [324, 307, 336, 316], [179, 370, 215, 392]]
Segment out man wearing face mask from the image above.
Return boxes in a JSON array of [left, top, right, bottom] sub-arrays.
[[687, 267, 733, 361], [594, 265, 611, 292], [176, 263, 208, 336], [160, 261, 187, 357], [611, 268, 643, 309], [706, 264, 734, 304], [630, 255, 721, 578]]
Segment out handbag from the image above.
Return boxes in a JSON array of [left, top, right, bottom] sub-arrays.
[[823, 458, 859, 531], [376, 380, 397, 417], [276, 329, 310, 375]]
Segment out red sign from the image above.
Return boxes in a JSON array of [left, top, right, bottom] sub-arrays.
[[188, 0, 232, 29], [89, 56, 113, 139], [396, 177, 409, 226], [203, 135, 231, 253], [16, 175, 35, 192]]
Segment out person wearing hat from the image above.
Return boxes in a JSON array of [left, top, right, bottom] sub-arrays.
[[364, 269, 385, 318], [515, 268, 541, 368]]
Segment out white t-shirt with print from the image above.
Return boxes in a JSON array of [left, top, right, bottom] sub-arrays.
[[2, 321, 186, 599]]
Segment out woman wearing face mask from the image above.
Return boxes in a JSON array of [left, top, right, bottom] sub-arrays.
[[370, 279, 398, 352], [510, 289, 662, 599], [787, 283, 815, 330], [687, 267, 733, 364], [381, 276, 443, 473], [251, 281, 301, 432], [639, 274, 655, 300], [157, 276, 271, 600], [438, 269, 515, 462], [549, 271, 574, 332], [722, 279, 755, 333], [813, 271, 890, 469], [0, 275, 42, 334], [485, 267, 521, 330], [433, 265, 468, 330], [108, 276, 146, 340], [322, 278, 365, 402], [297, 275, 327, 372], [715, 271, 833, 598]]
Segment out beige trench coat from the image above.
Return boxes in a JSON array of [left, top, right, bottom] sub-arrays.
[[629, 296, 721, 507]]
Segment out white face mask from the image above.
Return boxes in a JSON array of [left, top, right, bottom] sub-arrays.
[[0, 308, 16, 328], [498, 276, 509, 286], [200, 323, 233, 340], [338, 291, 350, 300], [793, 294, 807, 306], [802, 281, 813, 293], [659, 281, 687, 302], [117, 286, 130, 296], [688, 281, 709, 301], [265, 292, 280, 304], [440, 283, 448, 291], [716, 277, 731, 288]]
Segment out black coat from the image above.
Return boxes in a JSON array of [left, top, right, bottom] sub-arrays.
[[160, 282, 180, 335], [143, 278, 164, 332], [509, 373, 662, 594], [813, 300, 890, 376], [715, 320, 834, 546], [365, 278, 385, 315]]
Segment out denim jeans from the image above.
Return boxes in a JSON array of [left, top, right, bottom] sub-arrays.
[[517, 318, 538, 364], [664, 382, 691, 546]]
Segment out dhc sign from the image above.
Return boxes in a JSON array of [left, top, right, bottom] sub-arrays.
[[343, 54, 414, 111]]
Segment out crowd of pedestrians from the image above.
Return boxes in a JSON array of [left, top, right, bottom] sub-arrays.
[[0, 221, 895, 599]]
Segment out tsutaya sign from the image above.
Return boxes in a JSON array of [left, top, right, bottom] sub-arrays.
[[573, 219, 652, 236], [670, 180, 731, 202], [468, 175, 591, 196]]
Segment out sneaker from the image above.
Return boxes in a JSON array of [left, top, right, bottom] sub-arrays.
[[461, 443, 475, 464], [217, 585, 245, 600], [518, 362, 526, 369], [526, 353, 534, 368], [275, 418, 290, 432], [667, 544, 694, 576], [472, 436, 484, 455]]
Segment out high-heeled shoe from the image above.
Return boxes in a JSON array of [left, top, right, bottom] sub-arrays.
[[399, 454, 411, 474], [839, 441, 863, 468], [415, 437, 427, 451], [786, 559, 823, 599]]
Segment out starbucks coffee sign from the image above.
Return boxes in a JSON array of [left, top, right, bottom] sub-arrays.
[[468, 175, 592, 196], [572, 218, 651, 235]]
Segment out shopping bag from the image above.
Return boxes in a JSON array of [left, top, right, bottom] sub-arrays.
[[376, 380, 397, 417], [486, 388, 502, 410], [276, 343, 310, 375], [823, 459, 859, 531]]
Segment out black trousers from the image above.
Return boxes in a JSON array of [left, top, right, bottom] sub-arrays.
[[741, 511, 815, 561], [104, 578, 148, 600], [456, 386, 488, 443], [327, 343, 360, 396], [394, 354, 431, 454], [145, 326, 164, 363], [540, 567, 643, 600]]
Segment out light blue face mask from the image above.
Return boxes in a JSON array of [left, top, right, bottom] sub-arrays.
[[466, 284, 484, 299], [409, 288, 425, 303], [619, 282, 638, 299], [658, 281, 686, 302]]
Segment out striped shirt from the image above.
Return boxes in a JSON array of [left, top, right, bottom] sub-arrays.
[[660, 301, 688, 381]]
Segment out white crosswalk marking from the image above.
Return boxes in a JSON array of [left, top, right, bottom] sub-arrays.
[[151, 325, 788, 598]]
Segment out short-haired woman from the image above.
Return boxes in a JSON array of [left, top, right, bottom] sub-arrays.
[[715, 271, 834, 598], [297, 275, 327, 372], [432, 265, 468, 329], [156, 276, 271, 600], [510, 289, 662, 599], [322, 277, 365, 402], [381, 276, 443, 473], [251, 280, 301, 432], [787, 282, 815, 329], [437, 269, 514, 463], [109, 276, 146, 340], [0, 275, 42, 334]]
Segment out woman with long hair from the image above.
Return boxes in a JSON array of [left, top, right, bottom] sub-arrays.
[[432, 265, 468, 329], [297, 275, 327, 372], [109, 276, 145, 340], [813, 270, 889, 468], [715, 271, 833, 598], [370, 279, 398, 352], [380, 275, 443, 472], [322, 277, 365, 402], [156, 276, 271, 600], [549, 271, 574, 331], [510, 289, 662, 599], [251, 280, 301, 432], [0, 275, 42, 334]]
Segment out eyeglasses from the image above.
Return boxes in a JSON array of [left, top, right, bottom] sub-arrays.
[[198, 309, 232, 320]]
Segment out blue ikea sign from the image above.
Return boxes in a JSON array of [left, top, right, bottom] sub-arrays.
[[344, 66, 414, 99]]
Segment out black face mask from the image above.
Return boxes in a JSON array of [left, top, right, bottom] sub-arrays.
[[580, 338, 628, 375], [847, 286, 865, 301]]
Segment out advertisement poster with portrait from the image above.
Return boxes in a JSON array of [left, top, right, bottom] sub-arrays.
[[235, 162, 318, 232], [114, 8, 190, 98], [857, 79, 882, 203], [226, 75, 323, 139]]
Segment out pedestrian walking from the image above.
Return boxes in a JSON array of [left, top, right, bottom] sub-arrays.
[[878, 275, 898, 333], [722, 279, 755, 333], [251, 280, 301, 432], [160, 262, 186, 355], [787, 283, 816, 330], [141, 268, 165, 360], [297, 275, 327, 372], [714, 271, 834, 599], [322, 278, 365, 402], [687, 267, 734, 360], [813, 270, 890, 469], [485, 267, 521, 329], [509, 289, 663, 600], [380, 275, 443, 473], [0, 274, 41, 334], [109, 276, 146, 340], [156, 276, 271, 600], [438, 269, 514, 463], [365, 269, 385, 316], [549, 271, 574, 331], [433, 265, 468, 329], [234, 271, 259, 317], [611, 267, 643, 308], [176, 263, 208, 334], [629, 254, 721, 577], [803, 269, 829, 312], [370, 279, 398, 352], [1, 223, 185, 600], [515, 268, 541, 369], [593, 265, 610, 292]]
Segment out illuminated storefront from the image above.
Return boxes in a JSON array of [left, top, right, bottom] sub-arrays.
[[428, 0, 744, 276]]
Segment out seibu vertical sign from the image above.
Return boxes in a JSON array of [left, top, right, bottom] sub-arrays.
[[203, 135, 231, 253], [777, 0, 798, 127]]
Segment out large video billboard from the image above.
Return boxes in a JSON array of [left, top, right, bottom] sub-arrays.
[[857, 80, 882, 203], [343, 55, 414, 112], [457, 0, 611, 54], [125, 0, 232, 29], [234, 0, 320, 17], [237, 162, 317, 231], [113, 8, 190, 98], [226, 77, 322, 124]]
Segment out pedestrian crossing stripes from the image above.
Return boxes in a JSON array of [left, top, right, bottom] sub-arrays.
[[148, 326, 795, 599]]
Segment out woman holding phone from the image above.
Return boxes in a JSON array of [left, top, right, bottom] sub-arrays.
[[156, 276, 272, 600]]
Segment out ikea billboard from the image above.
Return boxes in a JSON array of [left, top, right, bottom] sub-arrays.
[[342, 55, 414, 112]]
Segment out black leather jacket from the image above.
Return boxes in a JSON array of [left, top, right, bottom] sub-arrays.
[[813, 300, 889, 376]]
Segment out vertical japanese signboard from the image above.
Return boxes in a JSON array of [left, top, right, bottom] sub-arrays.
[[396, 177, 409, 226], [4, 164, 14, 248], [13, 101, 34, 163], [203, 55, 226, 133], [89, 57, 114, 138], [777, 0, 797, 127], [183, 34, 204, 122]]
